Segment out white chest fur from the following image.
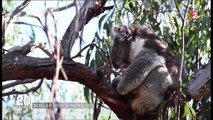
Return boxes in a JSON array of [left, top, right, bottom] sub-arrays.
[[129, 38, 147, 62]]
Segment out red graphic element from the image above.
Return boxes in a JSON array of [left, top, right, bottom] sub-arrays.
[[190, 10, 199, 20]]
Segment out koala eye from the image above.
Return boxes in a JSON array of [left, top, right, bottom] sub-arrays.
[[119, 26, 126, 32]]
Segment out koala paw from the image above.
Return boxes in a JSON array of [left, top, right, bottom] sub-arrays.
[[111, 77, 120, 89]]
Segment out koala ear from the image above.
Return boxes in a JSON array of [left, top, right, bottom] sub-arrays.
[[112, 25, 135, 42]]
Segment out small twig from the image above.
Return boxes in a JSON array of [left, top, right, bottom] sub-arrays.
[[59, 57, 68, 80], [97, 101, 111, 110], [7, 0, 31, 23], [100, 6, 114, 13], [47, 5, 58, 120], [33, 43, 53, 58], [50, 15, 59, 102], [107, 111, 112, 120], [2, 79, 36, 90], [27, 14, 45, 28], [71, 43, 96, 59], [11, 21, 43, 29], [97, 61, 121, 76], [48, 10, 67, 120], [44, 10, 53, 53], [2, 79, 43, 96], [50, 9, 68, 81], [93, 95, 99, 120], [5, 2, 75, 18], [2, 0, 31, 45], [94, 44, 109, 60], [174, 1, 184, 21], [174, 0, 190, 119], [51, 2, 76, 12], [71, 41, 109, 61]]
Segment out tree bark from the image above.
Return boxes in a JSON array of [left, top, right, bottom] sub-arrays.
[[2, 52, 133, 120], [187, 62, 211, 97]]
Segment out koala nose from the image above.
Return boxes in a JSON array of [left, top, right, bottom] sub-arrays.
[[112, 60, 129, 69], [119, 63, 129, 69], [112, 61, 120, 69]]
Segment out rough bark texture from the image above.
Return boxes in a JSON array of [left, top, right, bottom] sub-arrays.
[[187, 62, 211, 96], [2, 52, 133, 119]]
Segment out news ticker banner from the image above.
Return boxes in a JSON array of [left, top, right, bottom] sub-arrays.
[[15, 95, 94, 109]]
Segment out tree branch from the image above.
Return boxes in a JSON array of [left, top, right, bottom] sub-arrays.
[[2, 52, 133, 120], [187, 62, 211, 97], [2, 79, 43, 96], [51, 2, 75, 12], [61, 0, 108, 58], [174, 1, 190, 119], [2, 0, 31, 46], [7, 40, 34, 55], [2, 79, 36, 90]]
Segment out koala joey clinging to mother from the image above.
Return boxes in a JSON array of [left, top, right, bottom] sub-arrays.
[[110, 24, 180, 119]]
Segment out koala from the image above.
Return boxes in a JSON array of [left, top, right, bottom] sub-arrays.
[[110, 24, 180, 119]]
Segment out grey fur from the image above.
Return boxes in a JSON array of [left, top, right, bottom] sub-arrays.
[[116, 51, 167, 95], [111, 24, 177, 118]]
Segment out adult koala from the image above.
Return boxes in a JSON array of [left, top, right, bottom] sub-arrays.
[[110, 24, 181, 120]]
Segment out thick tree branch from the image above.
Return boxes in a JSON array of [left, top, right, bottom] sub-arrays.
[[187, 62, 211, 97], [2, 46, 210, 120], [2, 52, 133, 120]]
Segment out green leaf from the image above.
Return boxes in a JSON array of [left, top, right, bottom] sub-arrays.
[[183, 103, 189, 117], [188, 103, 196, 117], [128, 2, 134, 11], [98, 14, 107, 28], [169, 107, 175, 119], [83, 86, 90, 103], [95, 50, 101, 66], [122, 0, 129, 9], [30, 26, 36, 42], [140, 10, 148, 23], [85, 46, 94, 65], [90, 59, 96, 68]]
